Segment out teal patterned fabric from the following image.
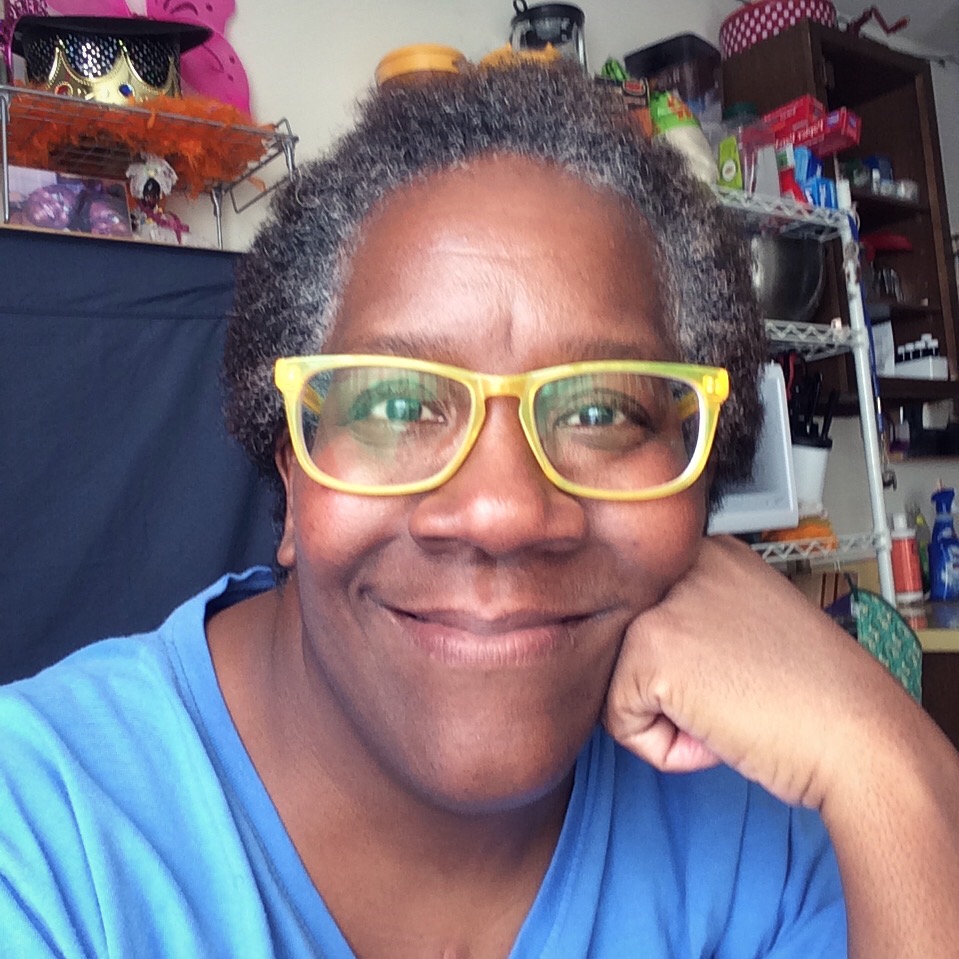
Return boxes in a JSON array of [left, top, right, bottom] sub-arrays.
[[850, 587, 923, 703]]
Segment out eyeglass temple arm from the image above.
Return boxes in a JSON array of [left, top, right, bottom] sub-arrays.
[[300, 388, 324, 416]]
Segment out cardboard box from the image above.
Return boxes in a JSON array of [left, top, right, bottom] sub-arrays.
[[782, 108, 862, 157], [763, 95, 826, 140], [4, 166, 132, 239], [872, 321, 896, 376]]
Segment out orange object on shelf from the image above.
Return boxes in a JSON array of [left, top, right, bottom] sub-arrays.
[[375, 44, 466, 86], [761, 516, 839, 551], [4, 84, 278, 197]]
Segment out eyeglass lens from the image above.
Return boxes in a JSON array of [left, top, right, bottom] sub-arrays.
[[297, 366, 701, 492]]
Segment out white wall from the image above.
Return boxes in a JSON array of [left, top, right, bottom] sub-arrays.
[[824, 417, 959, 531]]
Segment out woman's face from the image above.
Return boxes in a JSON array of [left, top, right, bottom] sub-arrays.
[[86, 196, 129, 236], [276, 156, 708, 813], [24, 183, 79, 230]]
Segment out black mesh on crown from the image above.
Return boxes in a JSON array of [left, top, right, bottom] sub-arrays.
[[127, 38, 177, 88], [61, 33, 120, 78], [23, 34, 56, 81]]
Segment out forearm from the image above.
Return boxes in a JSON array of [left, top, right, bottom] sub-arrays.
[[822, 695, 959, 959]]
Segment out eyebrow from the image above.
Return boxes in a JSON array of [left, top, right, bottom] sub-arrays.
[[337, 333, 676, 364], [341, 332, 462, 359]]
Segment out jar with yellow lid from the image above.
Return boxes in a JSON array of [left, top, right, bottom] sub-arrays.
[[375, 44, 466, 88]]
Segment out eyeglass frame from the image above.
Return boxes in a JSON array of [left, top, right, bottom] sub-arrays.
[[273, 354, 730, 501]]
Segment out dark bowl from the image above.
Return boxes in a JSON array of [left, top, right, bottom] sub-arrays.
[[749, 232, 826, 323]]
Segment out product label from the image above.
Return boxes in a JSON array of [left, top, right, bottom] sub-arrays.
[[717, 136, 743, 189], [892, 535, 923, 599], [930, 541, 959, 601]]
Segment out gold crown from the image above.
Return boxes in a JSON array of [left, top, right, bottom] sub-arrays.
[[36, 37, 180, 104]]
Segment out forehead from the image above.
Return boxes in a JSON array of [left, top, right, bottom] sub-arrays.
[[327, 155, 675, 366]]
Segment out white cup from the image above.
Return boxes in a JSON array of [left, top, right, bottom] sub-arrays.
[[792, 438, 831, 516]]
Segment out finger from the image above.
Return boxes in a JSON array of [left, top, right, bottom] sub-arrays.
[[604, 710, 723, 774]]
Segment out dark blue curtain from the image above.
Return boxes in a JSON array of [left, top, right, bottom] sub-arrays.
[[0, 229, 275, 682]]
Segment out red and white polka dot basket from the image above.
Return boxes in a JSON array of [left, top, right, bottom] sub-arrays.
[[720, 0, 837, 58]]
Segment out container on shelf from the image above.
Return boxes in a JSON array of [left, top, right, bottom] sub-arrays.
[[792, 433, 832, 516], [719, 0, 837, 59], [929, 488, 959, 601], [716, 102, 779, 193], [510, 2, 586, 69], [749, 231, 826, 323], [707, 362, 798, 535], [623, 33, 721, 128], [375, 45, 466, 87], [890, 512, 924, 605]]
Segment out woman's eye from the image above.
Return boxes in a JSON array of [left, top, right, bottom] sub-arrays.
[[347, 386, 444, 425], [556, 404, 625, 428], [367, 396, 441, 423]]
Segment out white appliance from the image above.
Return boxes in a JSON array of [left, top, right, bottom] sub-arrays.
[[708, 362, 799, 535]]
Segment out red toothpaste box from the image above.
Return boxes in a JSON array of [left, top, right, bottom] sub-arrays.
[[789, 107, 862, 157], [762, 95, 826, 140]]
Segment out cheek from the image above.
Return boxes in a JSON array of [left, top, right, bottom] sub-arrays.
[[590, 485, 707, 603], [287, 473, 407, 577]]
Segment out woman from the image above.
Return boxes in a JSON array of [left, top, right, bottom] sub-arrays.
[[2, 61, 957, 958]]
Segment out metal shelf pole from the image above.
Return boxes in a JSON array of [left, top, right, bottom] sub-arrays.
[[210, 186, 223, 251], [841, 211, 895, 602], [715, 187, 895, 593]]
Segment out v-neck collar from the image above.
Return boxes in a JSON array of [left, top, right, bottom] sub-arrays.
[[167, 569, 615, 958]]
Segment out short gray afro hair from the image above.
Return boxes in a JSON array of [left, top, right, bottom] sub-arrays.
[[225, 60, 765, 517]]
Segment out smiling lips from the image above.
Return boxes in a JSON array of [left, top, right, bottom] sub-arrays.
[[385, 604, 602, 668]]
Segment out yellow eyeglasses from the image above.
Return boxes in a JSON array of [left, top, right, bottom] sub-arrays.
[[273, 355, 729, 500]]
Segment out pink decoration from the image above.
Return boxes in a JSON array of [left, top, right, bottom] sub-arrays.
[[44, 0, 135, 16], [2, 0, 251, 115], [1, 0, 47, 74], [847, 6, 909, 37], [4, 0, 53, 15], [144, 0, 250, 114], [151, 0, 234, 34]]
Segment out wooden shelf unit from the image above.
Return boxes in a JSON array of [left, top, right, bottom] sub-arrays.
[[722, 21, 959, 408]]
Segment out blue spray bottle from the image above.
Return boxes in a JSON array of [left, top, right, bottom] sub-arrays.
[[929, 487, 959, 601]]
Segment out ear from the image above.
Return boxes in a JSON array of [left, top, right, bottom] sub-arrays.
[[699, 461, 718, 536], [703, 459, 718, 494], [274, 437, 298, 570]]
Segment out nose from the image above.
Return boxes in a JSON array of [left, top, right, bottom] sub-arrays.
[[408, 397, 587, 557]]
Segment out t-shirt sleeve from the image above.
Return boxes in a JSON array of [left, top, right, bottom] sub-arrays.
[[0, 692, 109, 959]]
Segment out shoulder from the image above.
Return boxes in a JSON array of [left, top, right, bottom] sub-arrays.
[[0, 568, 277, 956], [0, 567, 275, 791]]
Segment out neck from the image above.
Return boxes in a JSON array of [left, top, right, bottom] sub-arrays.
[[209, 577, 575, 876], [209, 582, 574, 957]]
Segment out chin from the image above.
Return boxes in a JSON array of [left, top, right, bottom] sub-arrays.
[[416, 762, 576, 817], [390, 714, 593, 816]]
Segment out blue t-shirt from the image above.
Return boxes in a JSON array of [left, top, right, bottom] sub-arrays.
[[0, 569, 847, 957]]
